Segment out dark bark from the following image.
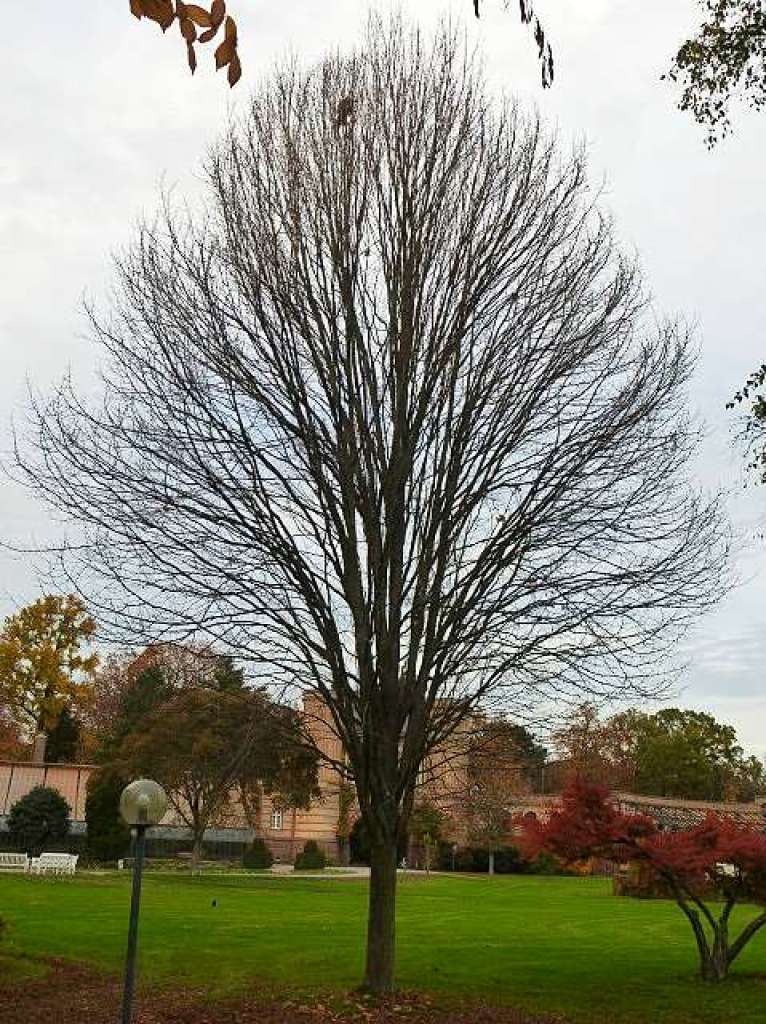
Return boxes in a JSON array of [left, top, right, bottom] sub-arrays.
[[675, 892, 766, 982], [190, 833, 204, 869], [364, 841, 399, 994], [725, 910, 766, 971], [338, 838, 350, 867]]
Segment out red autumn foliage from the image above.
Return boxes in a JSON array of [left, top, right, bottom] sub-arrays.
[[517, 780, 766, 982], [517, 780, 657, 864]]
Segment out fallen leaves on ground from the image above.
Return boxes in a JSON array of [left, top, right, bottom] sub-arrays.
[[0, 957, 568, 1024]]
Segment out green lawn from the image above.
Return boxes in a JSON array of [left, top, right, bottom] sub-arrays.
[[1, 872, 765, 1023]]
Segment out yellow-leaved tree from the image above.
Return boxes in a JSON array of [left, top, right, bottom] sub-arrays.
[[0, 595, 98, 760]]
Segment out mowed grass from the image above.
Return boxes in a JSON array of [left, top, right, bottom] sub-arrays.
[[1, 871, 766, 1023]]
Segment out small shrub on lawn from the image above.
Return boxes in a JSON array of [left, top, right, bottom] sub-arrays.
[[294, 840, 326, 870], [242, 838, 274, 870], [7, 786, 70, 856]]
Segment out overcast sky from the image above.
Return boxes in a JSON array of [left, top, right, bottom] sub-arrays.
[[1, 2, 764, 756]]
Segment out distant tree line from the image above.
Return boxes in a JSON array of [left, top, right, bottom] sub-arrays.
[[551, 703, 765, 803]]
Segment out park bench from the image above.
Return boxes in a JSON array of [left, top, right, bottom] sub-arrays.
[[29, 853, 78, 876], [0, 852, 30, 873]]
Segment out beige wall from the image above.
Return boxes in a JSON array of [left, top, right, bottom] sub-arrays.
[[0, 761, 93, 821]]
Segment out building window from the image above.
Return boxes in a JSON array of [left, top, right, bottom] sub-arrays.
[[270, 808, 284, 830]]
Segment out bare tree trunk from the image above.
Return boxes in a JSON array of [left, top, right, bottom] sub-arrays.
[[364, 841, 398, 994], [703, 938, 728, 983], [675, 895, 733, 983], [190, 833, 204, 870], [488, 849, 495, 876], [34, 698, 50, 762], [674, 898, 716, 980], [697, 906, 766, 982], [698, 927, 728, 983], [32, 733, 47, 762], [338, 836, 350, 867]]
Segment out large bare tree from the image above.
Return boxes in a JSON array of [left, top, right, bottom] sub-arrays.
[[18, 19, 727, 993]]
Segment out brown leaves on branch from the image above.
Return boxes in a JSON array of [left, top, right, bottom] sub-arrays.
[[130, 0, 242, 86], [474, 0, 554, 88], [132, 0, 555, 92]]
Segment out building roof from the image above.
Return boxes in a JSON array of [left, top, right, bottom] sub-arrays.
[[512, 790, 766, 831]]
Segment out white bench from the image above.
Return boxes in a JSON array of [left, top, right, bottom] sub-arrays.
[[30, 853, 78, 876], [0, 852, 30, 873]]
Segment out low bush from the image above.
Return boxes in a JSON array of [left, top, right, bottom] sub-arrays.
[[437, 844, 575, 876], [294, 840, 326, 870], [242, 838, 274, 870], [7, 786, 70, 856]]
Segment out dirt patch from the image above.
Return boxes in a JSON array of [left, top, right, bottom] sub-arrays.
[[0, 957, 566, 1024]]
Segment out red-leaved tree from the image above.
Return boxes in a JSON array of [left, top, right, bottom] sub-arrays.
[[518, 781, 766, 982]]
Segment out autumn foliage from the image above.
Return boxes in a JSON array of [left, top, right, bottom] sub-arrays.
[[518, 781, 766, 982], [0, 711, 25, 761], [130, 0, 242, 85], [0, 595, 98, 754]]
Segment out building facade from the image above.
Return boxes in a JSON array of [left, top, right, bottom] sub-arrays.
[[2, 692, 764, 860]]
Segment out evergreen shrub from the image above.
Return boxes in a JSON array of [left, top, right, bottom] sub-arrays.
[[294, 839, 326, 869], [7, 786, 70, 856], [85, 770, 131, 862], [242, 837, 274, 869]]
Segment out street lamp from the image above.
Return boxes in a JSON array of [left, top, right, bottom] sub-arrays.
[[119, 779, 168, 1024]]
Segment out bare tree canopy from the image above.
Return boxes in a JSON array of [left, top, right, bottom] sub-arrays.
[[17, 18, 727, 992]]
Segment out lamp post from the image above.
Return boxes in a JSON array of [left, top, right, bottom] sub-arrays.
[[119, 778, 168, 1024]]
